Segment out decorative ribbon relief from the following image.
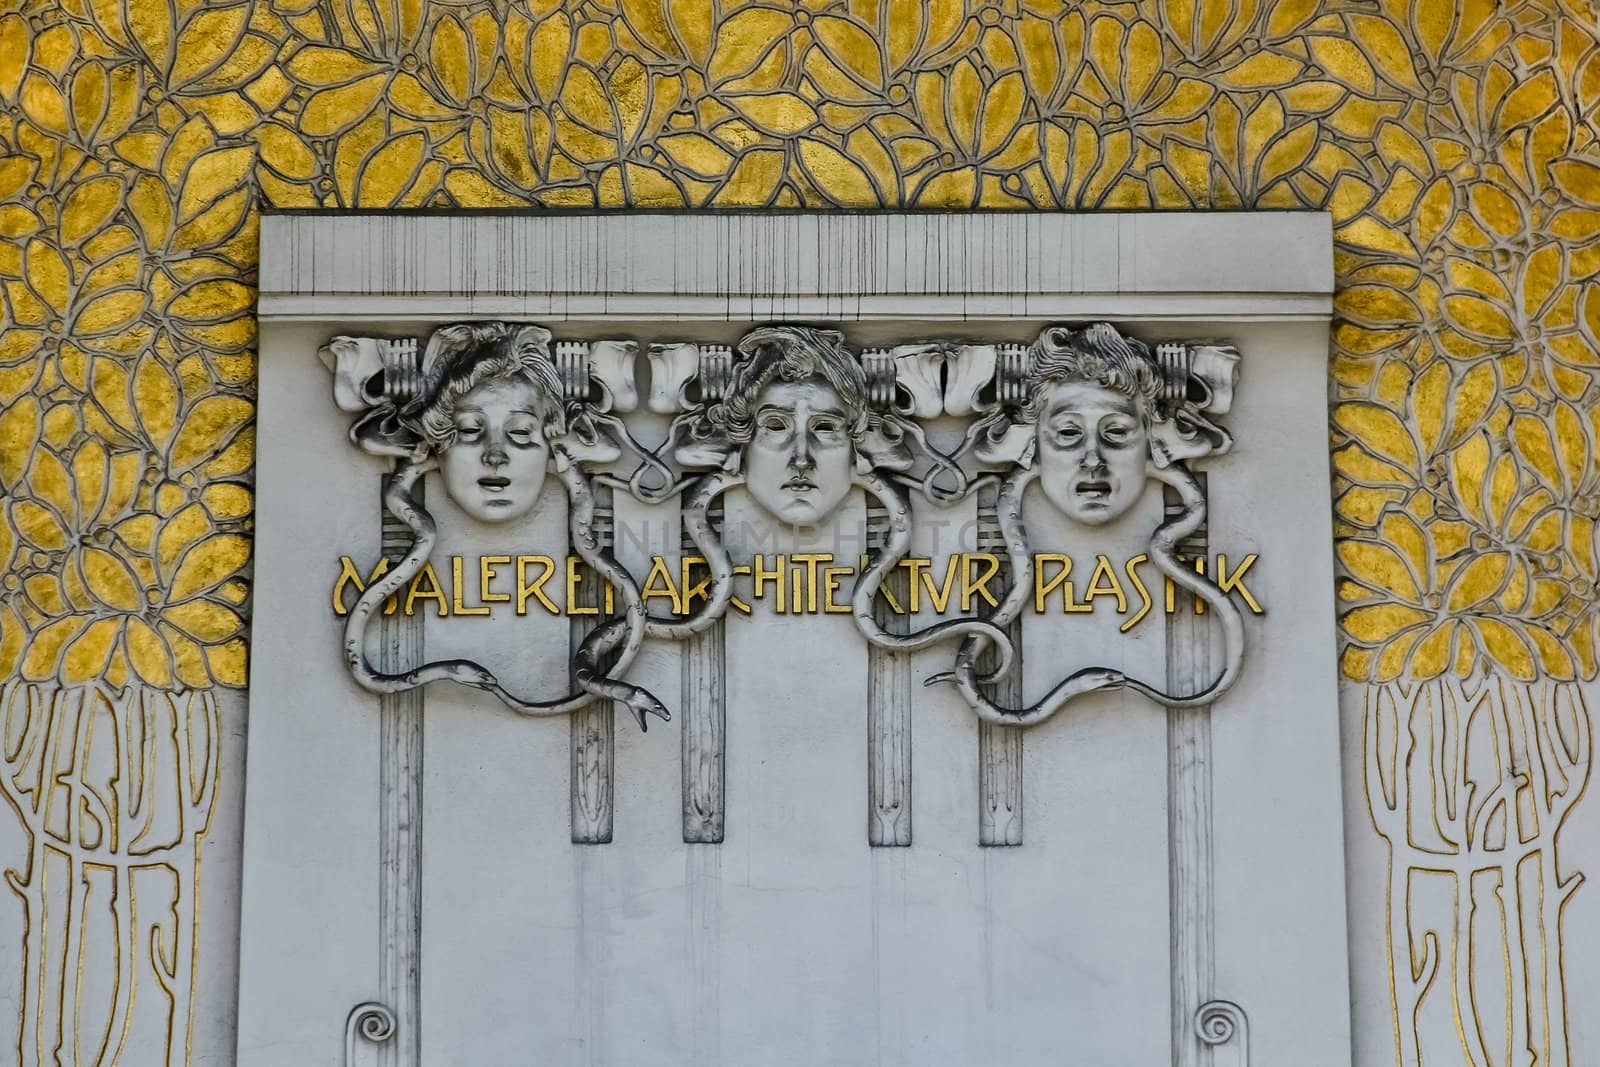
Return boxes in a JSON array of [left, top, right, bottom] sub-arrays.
[[323, 320, 1246, 729]]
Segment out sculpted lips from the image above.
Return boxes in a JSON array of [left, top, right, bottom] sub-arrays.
[[1075, 478, 1112, 501], [782, 476, 816, 491], [478, 475, 511, 497]]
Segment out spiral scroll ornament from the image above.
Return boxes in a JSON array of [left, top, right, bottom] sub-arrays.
[[345, 1002, 397, 1065], [1194, 1000, 1249, 1064]]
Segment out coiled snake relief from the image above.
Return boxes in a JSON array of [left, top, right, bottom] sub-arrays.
[[325, 319, 1246, 730]]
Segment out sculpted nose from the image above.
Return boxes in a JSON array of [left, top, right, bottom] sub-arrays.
[[482, 441, 509, 469], [790, 430, 815, 470]]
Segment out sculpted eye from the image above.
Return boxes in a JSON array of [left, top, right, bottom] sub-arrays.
[[456, 420, 484, 442], [1054, 425, 1083, 444], [508, 427, 537, 446], [759, 413, 790, 432], [812, 417, 843, 435]]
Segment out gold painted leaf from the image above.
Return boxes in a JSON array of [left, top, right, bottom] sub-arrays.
[[0, 395, 40, 488], [1308, 34, 1376, 95], [164, 599, 241, 642], [666, 0, 713, 66], [1496, 68, 1558, 130], [25, 239, 70, 314], [357, 131, 427, 206], [1442, 293, 1513, 341], [528, 12, 572, 102], [1344, 603, 1431, 643], [169, 532, 249, 602], [797, 137, 877, 206], [712, 148, 785, 206], [167, 278, 252, 324], [299, 72, 389, 137], [1218, 51, 1305, 89], [1258, 120, 1319, 187], [60, 175, 124, 245], [1446, 551, 1508, 611], [1472, 617, 1535, 679], [133, 355, 180, 449], [172, 6, 247, 87], [916, 166, 978, 209], [1407, 622, 1454, 678], [171, 395, 251, 471], [812, 16, 883, 91], [74, 289, 148, 335], [125, 615, 172, 686], [1339, 541, 1419, 601], [286, 45, 385, 88], [1551, 159, 1600, 207], [21, 615, 88, 680], [1348, 15, 1422, 94], [1511, 412, 1561, 489], [1335, 401, 1419, 470], [206, 638, 248, 686], [0, 14, 27, 103], [430, 14, 473, 107], [725, 92, 818, 136], [82, 546, 142, 610], [978, 72, 1024, 159], [658, 133, 733, 179]]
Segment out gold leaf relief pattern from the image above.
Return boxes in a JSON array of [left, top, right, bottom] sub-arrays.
[[1, 1, 1599, 1064], [0, 0, 1595, 688]]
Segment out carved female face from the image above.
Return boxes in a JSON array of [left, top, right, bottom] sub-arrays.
[[745, 377, 854, 524], [1036, 380, 1149, 525], [438, 377, 550, 523]]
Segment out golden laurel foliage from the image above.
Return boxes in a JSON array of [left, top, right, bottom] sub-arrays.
[[1, 0, 1598, 688]]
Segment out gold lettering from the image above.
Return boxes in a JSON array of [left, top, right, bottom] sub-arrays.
[[1083, 554, 1127, 613], [480, 555, 510, 604], [640, 556, 684, 615], [1121, 554, 1152, 633], [516, 556, 558, 615], [823, 566, 852, 614], [1035, 553, 1090, 613], [451, 556, 490, 615], [406, 562, 448, 617], [331, 555, 394, 617], [730, 564, 753, 614], [961, 553, 1001, 612], [1216, 553, 1264, 613], [792, 553, 829, 614], [869, 554, 905, 614], [901, 558, 929, 613], [918, 556, 961, 614], [566, 556, 597, 616], [680, 556, 712, 611], [753, 554, 785, 613], [1194, 555, 1206, 615], [1034, 553, 1071, 613]]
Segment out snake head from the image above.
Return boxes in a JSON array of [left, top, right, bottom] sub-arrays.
[[625, 694, 672, 732]]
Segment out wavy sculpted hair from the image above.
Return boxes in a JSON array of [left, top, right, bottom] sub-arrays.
[[1022, 322, 1166, 427], [714, 326, 871, 445], [412, 323, 566, 449]]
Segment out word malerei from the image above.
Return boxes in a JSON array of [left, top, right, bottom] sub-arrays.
[[332, 551, 1263, 628]]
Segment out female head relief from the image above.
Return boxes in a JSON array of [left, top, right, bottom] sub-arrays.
[[1025, 323, 1166, 525], [415, 323, 566, 524], [715, 326, 870, 525]]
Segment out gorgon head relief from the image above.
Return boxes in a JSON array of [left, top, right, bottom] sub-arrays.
[[324, 320, 1246, 730]]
